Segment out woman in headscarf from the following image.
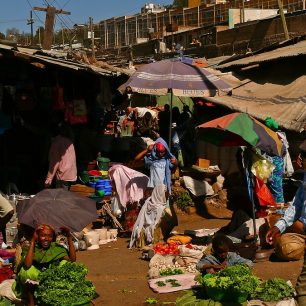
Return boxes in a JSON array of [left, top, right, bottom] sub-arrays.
[[12, 224, 76, 306], [129, 185, 169, 248], [134, 137, 177, 194]]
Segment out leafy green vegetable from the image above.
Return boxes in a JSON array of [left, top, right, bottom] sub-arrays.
[[176, 290, 223, 306], [160, 268, 184, 276], [165, 278, 181, 287], [35, 261, 96, 306], [156, 281, 166, 287], [251, 278, 295, 301], [198, 264, 260, 295], [145, 297, 158, 304]]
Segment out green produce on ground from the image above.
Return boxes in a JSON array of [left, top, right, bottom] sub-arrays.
[[198, 265, 260, 296], [175, 290, 228, 306], [251, 278, 295, 302], [35, 261, 96, 306], [160, 268, 184, 276], [196, 264, 294, 303]]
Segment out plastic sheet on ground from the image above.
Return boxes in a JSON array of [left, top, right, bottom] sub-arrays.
[[148, 273, 199, 293]]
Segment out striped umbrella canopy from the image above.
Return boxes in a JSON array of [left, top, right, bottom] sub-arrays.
[[118, 58, 232, 97], [196, 112, 284, 156]]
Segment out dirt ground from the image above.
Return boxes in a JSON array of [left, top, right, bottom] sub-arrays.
[[77, 211, 303, 306]]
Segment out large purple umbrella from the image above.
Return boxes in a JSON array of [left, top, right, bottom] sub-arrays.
[[119, 58, 232, 148], [118, 58, 232, 97], [17, 189, 98, 232]]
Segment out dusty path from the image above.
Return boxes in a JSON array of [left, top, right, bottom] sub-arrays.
[[77, 212, 303, 306]]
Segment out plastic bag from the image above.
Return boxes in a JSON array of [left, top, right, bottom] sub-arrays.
[[251, 159, 275, 183], [255, 177, 276, 207]]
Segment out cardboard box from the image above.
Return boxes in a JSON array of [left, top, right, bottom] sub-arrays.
[[196, 158, 210, 168]]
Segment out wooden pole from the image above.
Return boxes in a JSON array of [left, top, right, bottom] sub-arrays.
[[33, 6, 71, 50], [277, 0, 289, 40], [89, 17, 95, 59]]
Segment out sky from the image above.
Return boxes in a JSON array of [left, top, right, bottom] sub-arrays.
[[0, 0, 173, 34]]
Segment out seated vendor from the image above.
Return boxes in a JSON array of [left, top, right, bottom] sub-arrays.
[[265, 147, 306, 261], [12, 224, 76, 306], [196, 233, 253, 274]]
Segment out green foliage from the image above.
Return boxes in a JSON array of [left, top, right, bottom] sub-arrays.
[[197, 265, 294, 303], [176, 290, 223, 306], [166, 279, 181, 287], [0, 296, 14, 306], [145, 297, 158, 304], [160, 268, 184, 276], [199, 265, 260, 295], [251, 278, 295, 302], [172, 0, 189, 8], [176, 191, 194, 211], [35, 261, 96, 306]]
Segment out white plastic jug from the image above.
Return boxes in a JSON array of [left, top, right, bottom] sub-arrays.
[[84, 231, 100, 248], [94, 228, 108, 240]]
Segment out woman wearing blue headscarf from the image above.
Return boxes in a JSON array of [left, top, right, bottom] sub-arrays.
[[133, 137, 178, 240], [140, 137, 177, 193]]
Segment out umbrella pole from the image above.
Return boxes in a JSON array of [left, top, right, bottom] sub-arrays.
[[168, 90, 173, 150]]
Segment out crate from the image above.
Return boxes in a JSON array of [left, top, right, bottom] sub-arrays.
[[196, 158, 210, 168]]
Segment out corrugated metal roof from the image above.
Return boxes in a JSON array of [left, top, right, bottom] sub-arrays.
[[0, 44, 130, 77], [202, 72, 306, 132], [217, 40, 306, 70]]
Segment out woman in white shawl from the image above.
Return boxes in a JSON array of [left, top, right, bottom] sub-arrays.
[[129, 185, 167, 248]]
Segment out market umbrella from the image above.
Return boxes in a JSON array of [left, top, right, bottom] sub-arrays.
[[17, 189, 98, 232], [119, 58, 232, 148], [196, 112, 284, 157], [119, 58, 232, 97], [196, 112, 284, 239]]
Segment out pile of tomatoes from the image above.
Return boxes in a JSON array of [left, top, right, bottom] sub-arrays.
[[153, 243, 179, 255]]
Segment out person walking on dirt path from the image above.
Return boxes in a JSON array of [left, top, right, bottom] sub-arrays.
[[44, 123, 77, 190]]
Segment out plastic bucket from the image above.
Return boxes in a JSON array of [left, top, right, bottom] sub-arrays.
[[97, 157, 110, 171]]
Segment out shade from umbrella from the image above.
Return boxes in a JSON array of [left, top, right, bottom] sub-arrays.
[[118, 58, 232, 97], [17, 189, 98, 232], [196, 112, 284, 157]]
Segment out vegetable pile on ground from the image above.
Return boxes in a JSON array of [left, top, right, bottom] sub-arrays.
[[35, 261, 96, 306], [155, 279, 181, 288], [251, 278, 295, 302], [159, 267, 184, 276], [197, 264, 295, 303], [153, 243, 179, 255]]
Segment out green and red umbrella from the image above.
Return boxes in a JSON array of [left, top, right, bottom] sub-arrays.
[[196, 112, 283, 156]]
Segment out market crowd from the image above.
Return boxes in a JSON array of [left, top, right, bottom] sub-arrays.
[[0, 87, 306, 305]]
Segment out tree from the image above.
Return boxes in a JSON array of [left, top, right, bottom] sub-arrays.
[[6, 27, 20, 40], [0, 32, 5, 40], [172, 0, 188, 8]]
